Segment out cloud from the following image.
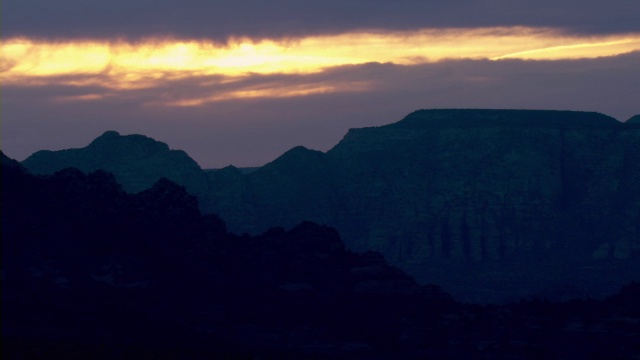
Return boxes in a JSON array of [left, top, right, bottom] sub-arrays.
[[2, 51, 639, 168], [3, 0, 639, 41], [4, 30, 639, 93]]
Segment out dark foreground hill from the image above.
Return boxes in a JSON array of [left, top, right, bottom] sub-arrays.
[[2, 153, 442, 358], [21, 109, 640, 302], [3, 153, 640, 359]]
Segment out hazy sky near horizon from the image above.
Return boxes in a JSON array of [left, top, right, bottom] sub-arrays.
[[2, 0, 639, 168]]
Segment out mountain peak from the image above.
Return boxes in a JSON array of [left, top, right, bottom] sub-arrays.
[[281, 145, 322, 158], [22, 132, 208, 194], [100, 130, 120, 137], [262, 145, 326, 170], [88, 130, 120, 146], [88, 131, 170, 154]]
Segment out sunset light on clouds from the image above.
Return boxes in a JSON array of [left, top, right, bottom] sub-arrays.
[[2, 0, 639, 167], [3, 28, 640, 97]]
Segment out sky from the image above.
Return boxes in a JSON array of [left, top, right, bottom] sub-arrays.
[[2, 0, 639, 168]]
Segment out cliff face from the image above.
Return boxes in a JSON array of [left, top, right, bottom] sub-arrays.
[[214, 110, 638, 260], [326, 110, 630, 259], [207, 110, 640, 301], [22, 131, 210, 195]]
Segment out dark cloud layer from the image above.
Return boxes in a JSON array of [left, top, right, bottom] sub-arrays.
[[2, 52, 638, 168], [4, 0, 639, 40]]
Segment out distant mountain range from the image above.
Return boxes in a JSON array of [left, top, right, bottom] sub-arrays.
[[20, 109, 640, 302]]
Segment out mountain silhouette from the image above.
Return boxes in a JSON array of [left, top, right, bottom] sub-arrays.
[[201, 109, 639, 301], [4, 152, 640, 358], [19, 109, 640, 302], [2, 156, 454, 358], [22, 131, 210, 195]]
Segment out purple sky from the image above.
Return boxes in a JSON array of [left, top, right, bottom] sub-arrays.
[[2, 0, 639, 168]]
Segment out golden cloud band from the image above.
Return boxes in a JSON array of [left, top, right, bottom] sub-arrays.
[[2, 27, 639, 104]]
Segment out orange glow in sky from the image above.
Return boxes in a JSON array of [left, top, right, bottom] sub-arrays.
[[160, 81, 373, 107], [2, 27, 639, 104]]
